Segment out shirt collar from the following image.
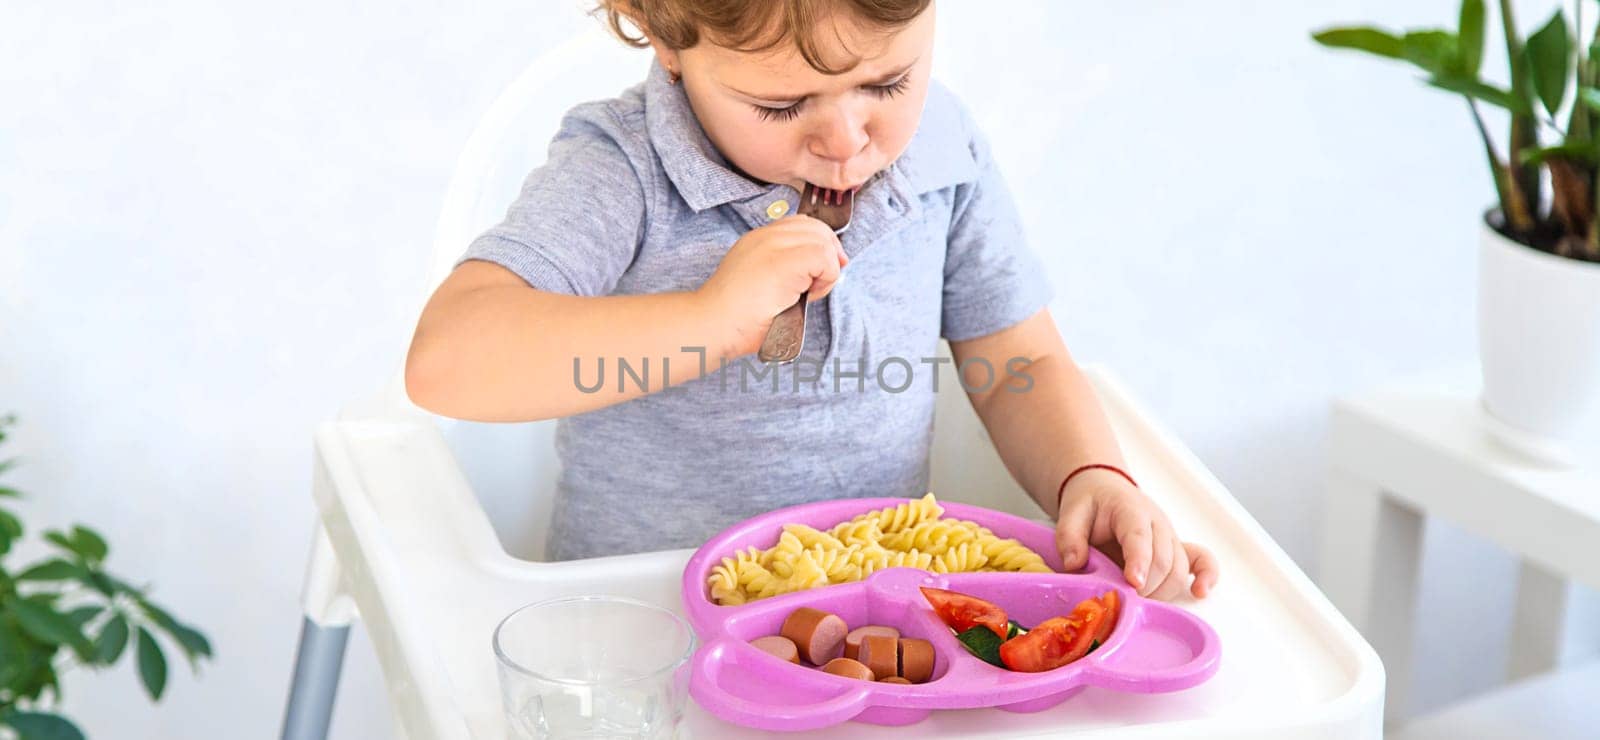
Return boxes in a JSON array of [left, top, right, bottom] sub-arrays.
[[645, 62, 770, 212], [889, 81, 982, 194], [644, 64, 980, 213]]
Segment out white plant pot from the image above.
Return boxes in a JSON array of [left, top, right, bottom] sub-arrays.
[[1478, 215, 1600, 467]]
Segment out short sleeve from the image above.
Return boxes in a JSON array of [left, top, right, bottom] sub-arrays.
[[939, 122, 1054, 342], [456, 103, 648, 296]]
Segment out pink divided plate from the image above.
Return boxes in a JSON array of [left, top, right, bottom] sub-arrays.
[[680, 498, 1221, 731]]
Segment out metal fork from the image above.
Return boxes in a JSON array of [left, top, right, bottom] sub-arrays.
[[757, 183, 855, 364]]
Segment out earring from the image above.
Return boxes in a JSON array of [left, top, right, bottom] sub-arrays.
[[666, 66, 680, 85]]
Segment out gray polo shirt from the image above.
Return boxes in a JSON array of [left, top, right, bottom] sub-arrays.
[[458, 63, 1052, 561]]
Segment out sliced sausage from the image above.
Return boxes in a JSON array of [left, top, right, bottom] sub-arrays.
[[780, 607, 848, 666], [857, 634, 899, 681], [821, 657, 876, 681], [749, 635, 800, 664], [878, 676, 912, 684], [898, 638, 935, 684], [843, 625, 900, 661]]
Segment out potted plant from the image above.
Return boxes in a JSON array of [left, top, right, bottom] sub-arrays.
[[0, 414, 212, 738], [1315, 0, 1600, 465]]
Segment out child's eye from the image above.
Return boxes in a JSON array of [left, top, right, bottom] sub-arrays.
[[865, 73, 912, 99], [750, 72, 910, 122], [753, 102, 804, 122]]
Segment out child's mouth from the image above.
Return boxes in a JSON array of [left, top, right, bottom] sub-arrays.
[[809, 170, 878, 194], [803, 183, 857, 206]]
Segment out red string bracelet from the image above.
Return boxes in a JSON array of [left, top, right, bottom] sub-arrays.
[[1056, 463, 1139, 509]]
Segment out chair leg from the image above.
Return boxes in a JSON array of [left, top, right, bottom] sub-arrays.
[[281, 617, 351, 740], [282, 523, 359, 740]]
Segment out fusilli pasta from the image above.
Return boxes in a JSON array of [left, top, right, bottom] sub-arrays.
[[706, 493, 1054, 604]]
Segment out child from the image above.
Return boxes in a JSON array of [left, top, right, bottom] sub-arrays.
[[406, 0, 1217, 601]]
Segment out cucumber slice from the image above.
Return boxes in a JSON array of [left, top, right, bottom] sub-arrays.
[[1006, 620, 1028, 639], [955, 626, 1007, 668]]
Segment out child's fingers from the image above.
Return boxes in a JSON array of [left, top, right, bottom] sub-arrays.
[[1114, 513, 1153, 591], [1053, 495, 1096, 572], [1184, 541, 1219, 598], [802, 241, 846, 298], [1143, 522, 1175, 598], [1146, 530, 1193, 601]]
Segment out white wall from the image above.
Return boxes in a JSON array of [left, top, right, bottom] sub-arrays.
[[1, 0, 1593, 737]]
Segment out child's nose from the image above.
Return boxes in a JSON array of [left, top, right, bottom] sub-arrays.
[[807, 109, 869, 163]]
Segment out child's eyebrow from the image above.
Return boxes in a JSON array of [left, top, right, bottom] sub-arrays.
[[725, 59, 918, 105]]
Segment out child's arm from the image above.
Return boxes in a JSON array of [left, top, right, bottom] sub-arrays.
[[950, 308, 1219, 601], [405, 260, 731, 422], [406, 216, 846, 422]]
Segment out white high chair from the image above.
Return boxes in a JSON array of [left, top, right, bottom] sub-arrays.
[[279, 23, 1384, 740]]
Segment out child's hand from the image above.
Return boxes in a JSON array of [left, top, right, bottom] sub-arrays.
[[696, 215, 849, 356], [1054, 469, 1219, 601]]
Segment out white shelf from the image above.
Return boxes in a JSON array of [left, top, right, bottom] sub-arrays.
[[1330, 370, 1600, 593], [1320, 367, 1600, 727]]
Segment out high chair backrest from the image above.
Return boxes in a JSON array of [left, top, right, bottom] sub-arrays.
[[384, 25, 1036, 561]]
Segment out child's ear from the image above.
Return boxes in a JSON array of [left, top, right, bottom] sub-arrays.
[[651, 45, 683, 82], [606, 3, 681, 79]]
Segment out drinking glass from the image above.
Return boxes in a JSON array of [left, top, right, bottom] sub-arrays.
[[494, 595, 695, 739]]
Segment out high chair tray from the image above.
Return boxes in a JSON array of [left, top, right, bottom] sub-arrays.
[[309, 365, 1382, 738], [682, 499, 1221, 731]]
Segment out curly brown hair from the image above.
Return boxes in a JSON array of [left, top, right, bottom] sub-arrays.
[[596, 0, 932, 74]]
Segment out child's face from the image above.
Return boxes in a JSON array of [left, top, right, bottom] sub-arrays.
[[664, 8, 935, 193]]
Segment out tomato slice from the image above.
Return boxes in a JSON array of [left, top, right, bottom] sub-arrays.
[[999, 616, 1082, 672], [919, 587, 1009, 640], [1093, 590, 1120, 645], [1060, 598, 1105, 660]]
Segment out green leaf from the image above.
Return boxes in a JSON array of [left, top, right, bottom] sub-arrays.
[[41, 527, 108, 563], [1578, 86, 1600, 113], [1519, 142, 1600, 166], [0, 508, 21, 538], [0, 623, 26, 689], [77, 569, 141, 599], [16, 559, 87, 582], [0, 508, 19, 555], [1312, 27, 1405, 59], [69, 526, 107, 562], [43, 531, 74, 554], [3, 711, 88, 740], [1403, 30, 1460, 74], [9, 599, 91, 651], [1088, 639, 1101, 654], [140, 600, 212, 663], [136, 627, 167, 701], [65, 605, 102, 628], [101, 571, 141, 595], [3, 648, 53, 702], [0, 458, 17, 477], [1526, 9, 1571, 116], [1458, 0, 1486, 76], [93, 614, 130, 665], [0, 486, 19, 498], [40, 663, 61, 704], [80, 571, 115, 597], [23, 591, 60, 606], [1428, 74, 1531, 113]]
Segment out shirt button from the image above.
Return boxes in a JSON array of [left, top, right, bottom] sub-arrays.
[[766, 199, 790, 219]]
